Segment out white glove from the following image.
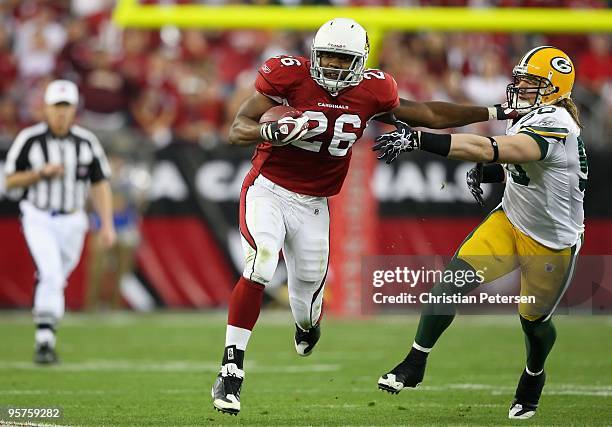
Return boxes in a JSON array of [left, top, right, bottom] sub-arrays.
[[260, 116, 310, 146]]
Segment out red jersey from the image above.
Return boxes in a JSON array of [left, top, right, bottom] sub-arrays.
[[246, 55, 399, 197]]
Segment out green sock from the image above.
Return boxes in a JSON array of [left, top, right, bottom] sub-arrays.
[[520, 315, 556, 374], [414, 258, 481, 349]]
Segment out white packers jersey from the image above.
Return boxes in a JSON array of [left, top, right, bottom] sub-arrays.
[[502, 105, 587, 250]]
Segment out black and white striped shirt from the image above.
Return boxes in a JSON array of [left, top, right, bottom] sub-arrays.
[[4, 122, 111, 213]]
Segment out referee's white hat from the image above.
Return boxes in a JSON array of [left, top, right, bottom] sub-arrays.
[[44, 80, 79, 105]]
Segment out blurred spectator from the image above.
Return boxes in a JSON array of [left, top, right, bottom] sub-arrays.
[[131, 52, 179, 148], [0, 97, 23, 148], [117, 28, 152, 89], [180, 29, 210, 63], [215, 31, 267, 89], [79, 46, 130, 132], [14, 5, 66, 79], [55, 18, 90, 78], [260, 32, 304, 59], [577, 34, 612, 94], [0, 26, 17, 95], [71, 0, 113, 18], [463, 50, 509, 106], [417, 33, 449, 77], [174, 74, 225, 146]]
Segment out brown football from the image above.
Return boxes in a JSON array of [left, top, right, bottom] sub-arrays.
[[259, 105, 303, 123]]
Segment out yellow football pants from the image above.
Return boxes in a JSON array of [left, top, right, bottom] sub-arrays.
[[456, 208, 580, 321]]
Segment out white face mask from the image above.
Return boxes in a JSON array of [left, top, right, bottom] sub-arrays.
[[310, 49, 365, 94], [506, 73, 551, 113]]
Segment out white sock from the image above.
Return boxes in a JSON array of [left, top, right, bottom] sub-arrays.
[[225, 325, 251, 351], [413, 341, 432, 353], [525, 366, 544, 376], [35, 329, 56, 348]]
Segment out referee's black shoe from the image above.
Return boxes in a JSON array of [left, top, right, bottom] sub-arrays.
[[211, 364, 243, 415], [294, 323, 321, 357], [34, 343, 59, 365], [508, 369, 546, 419]]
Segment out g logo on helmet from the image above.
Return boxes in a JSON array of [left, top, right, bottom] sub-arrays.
[[551, 57, 573, 74]]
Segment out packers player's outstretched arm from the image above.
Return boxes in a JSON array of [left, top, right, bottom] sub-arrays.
[[376, 98, 514, 129], [448, 133, 543, 164], [228, 92, 279, 146], [373, 129, 544, 165]]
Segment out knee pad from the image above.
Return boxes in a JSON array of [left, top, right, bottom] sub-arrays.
[[243, 240, 279, 285], [293, 244, 328, 283]]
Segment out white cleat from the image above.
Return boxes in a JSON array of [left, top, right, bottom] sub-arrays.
[[211, 364, 243, 415], [377, 373, 406, 394], [377, 356, 426, 394], [508, 402, 537, 419]]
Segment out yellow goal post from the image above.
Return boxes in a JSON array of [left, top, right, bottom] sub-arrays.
[[113, 0, 612, 67]]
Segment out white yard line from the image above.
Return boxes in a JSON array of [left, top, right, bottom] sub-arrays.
[[0, 360, 339, 374], [0, 390, 107, 396]]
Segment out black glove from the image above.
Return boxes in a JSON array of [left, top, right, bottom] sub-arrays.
[[372, 119, 419, 164], [492, 103, 519, 121], [260, 116, 309, 146], [466, 163, 484, 206]]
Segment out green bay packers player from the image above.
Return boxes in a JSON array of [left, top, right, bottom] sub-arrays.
[[372, 46, 586, 420]]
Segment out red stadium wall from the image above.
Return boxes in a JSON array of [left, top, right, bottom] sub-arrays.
[[136, 217, 234, 307]]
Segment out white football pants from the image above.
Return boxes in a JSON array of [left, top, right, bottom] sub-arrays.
[[20, 201, 88, 324], [240, 175, 329, 330]]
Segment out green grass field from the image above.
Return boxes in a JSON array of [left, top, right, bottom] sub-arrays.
[[1, 311, 611, 426]]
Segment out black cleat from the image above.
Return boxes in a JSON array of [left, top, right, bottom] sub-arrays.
[[378, 354, 427, 393], [34, 343, 58, 365], [294, 323, 321, 357], [211, 363, 243, 415], [508, 369, 546, 419]]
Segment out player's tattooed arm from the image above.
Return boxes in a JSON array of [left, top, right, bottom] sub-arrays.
[[228, 91, 279, 146], [377, 98, 516, 129]]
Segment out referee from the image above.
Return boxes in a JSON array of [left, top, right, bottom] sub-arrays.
[[4, 80, 116, 364]]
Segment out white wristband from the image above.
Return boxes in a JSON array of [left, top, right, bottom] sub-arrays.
[[487, 106, 497, 120]]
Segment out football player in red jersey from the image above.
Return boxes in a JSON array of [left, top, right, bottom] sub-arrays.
[[211, 17, 516, 415]]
